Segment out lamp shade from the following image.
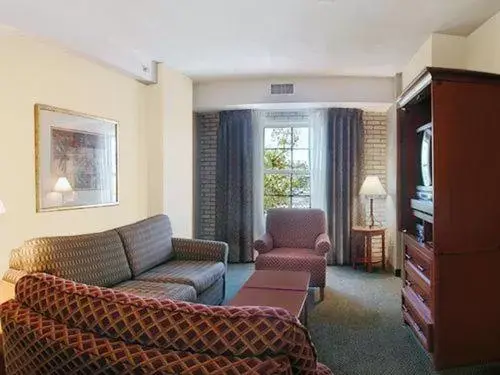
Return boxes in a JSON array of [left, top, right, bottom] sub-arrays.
[[0, 199, 5, 214], [359, 175, 386, 196], [54, 177, 73, 193]]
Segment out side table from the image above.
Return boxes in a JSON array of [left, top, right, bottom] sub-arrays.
[[351, 226, 386, 272]]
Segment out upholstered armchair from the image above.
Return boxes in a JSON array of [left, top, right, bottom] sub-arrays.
[[254, 208, 331, 301]]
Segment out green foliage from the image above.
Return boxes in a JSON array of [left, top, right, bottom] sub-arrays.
[[263, 128, 310, 211]]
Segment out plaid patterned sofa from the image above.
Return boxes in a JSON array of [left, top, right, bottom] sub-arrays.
[[2, 215, 228, 305], [0, 273, 333, 374]]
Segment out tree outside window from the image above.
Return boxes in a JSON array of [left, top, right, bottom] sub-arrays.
[[264, 127, 311, 212]]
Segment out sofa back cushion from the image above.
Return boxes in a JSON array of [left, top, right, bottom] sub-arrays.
[[266, 208, 327, 249], [115, 215, 174, 276], [0, 299, 293, 375], [16, 273, 318, 374], [11, 230, 131, 287]]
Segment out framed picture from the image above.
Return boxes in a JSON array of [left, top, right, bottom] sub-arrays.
[[35, 104, 118, 212]]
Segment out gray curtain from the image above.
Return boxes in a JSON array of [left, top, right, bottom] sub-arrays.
[[215, 110, 254, 263], [326, 108, 364, 265]]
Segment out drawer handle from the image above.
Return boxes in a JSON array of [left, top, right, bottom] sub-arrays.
[[417, 265, 426, 273], [405, 253, 412, 261], [416, 293, 426, 303]]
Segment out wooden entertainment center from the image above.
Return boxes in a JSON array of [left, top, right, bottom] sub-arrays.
[[397, 67, 500, 370]]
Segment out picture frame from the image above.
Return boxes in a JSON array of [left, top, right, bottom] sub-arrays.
[[35, 104, 118, 212]]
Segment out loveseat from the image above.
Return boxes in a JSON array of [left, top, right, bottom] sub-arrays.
[[0, 273, 332, 374], [2, 215, 228, 305]]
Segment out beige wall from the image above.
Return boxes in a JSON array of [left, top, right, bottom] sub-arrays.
[[402, 34, 467, 89], [466, 11, 500, 73], [431, 34, 466, 70], [164, 69, 194, 237], [143, 64, 194, 237], [402, 36, 433, 89], [0, 28, 148, 276]]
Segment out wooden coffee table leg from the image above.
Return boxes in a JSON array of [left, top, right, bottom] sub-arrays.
[[302, 302, 308, 327]]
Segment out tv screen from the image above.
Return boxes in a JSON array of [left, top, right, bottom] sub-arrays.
[[416, 124, 433, 200], [420, 128, 432, 187]]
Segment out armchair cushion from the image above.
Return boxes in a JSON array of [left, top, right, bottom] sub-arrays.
[[254, 233, 274, 254], [255, 248, 327, 288], [314, 233, 331, 256], [136, 260, 225, 294], [172, 238, 228, 266]]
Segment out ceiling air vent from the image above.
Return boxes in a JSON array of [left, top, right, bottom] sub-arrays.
[[270, 83, 294, 95]]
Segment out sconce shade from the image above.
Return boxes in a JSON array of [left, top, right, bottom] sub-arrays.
[[0, 199, 5, 214], [359, 175, 386, 196], [54, 177, 73, 193]]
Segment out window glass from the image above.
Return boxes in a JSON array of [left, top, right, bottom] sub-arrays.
[[263, 127, 311, 212]]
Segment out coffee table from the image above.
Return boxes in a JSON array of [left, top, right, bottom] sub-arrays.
[[229, 270, 310, 325]]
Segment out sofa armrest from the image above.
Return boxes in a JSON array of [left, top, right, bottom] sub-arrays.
[[172, 238, 228, 266], [254, 233, 274, 254], [314, 233, 331, 256], [2, 268, 28, 285], [1, 268, 26, 303]]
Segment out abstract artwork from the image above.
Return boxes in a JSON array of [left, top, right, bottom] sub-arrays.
[[51, 128, 105, 191], [35, 104, 118, 212]]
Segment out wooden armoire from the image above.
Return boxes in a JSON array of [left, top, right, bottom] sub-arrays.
[[397, 67, 500, 370]]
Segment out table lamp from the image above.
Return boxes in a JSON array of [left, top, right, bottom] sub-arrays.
[[359, 175, 386, 228], [54, 177, 73, 204]]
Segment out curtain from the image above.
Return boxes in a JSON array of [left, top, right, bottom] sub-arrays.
[[326, 108, 364, 265], [215, 110, 254, 263], [309, 109, 328, 210], [252, 110, 266, 238]]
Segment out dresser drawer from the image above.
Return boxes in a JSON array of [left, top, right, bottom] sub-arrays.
[[402, 287, 434, 352], [404, 261, 432, 312], [404, 237, 433, 282]]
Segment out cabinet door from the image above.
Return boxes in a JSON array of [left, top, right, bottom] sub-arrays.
[[432, 80, 500, 254]]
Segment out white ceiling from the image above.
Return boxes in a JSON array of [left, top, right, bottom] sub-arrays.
[[1, 0, 500, 82]]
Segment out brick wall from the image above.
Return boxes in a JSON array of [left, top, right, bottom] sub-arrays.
[[195, 112, 219, 239], [360, 111, 388, 261]]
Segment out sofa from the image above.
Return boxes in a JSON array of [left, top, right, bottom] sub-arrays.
[[0, 273, 332, 374], [2, 215, 228, 305]]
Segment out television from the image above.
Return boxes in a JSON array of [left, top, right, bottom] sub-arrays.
[[416, 123, 433, 201]]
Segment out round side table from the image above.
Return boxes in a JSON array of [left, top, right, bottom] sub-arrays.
[[351, 226, 386, 272]]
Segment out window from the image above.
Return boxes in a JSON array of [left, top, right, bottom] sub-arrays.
[[263, 126, 310, 212]]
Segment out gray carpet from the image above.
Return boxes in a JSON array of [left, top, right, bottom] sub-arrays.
[[225, 264, 500, 375]]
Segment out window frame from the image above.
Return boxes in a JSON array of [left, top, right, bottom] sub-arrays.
[[263, 122, 311, 210]]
